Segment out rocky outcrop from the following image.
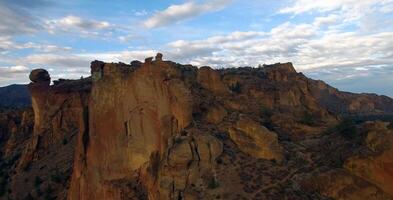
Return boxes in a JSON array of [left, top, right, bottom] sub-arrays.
[[228, 115, 283, 162], [0, 70, 92, 200], [309, 79, 393, 115], [296, 169, 392, 200], [2, 54, 393, 200], [197, 66, 228, 95], [344, 121, 393, 196]]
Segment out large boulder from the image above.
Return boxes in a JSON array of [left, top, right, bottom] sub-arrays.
[[197, 66, 228, 95], [228, 115, 283, 162], [205, 104, 227, 124], [29, 69, 50, 83]]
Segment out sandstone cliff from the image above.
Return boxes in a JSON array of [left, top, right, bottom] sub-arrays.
[[1, 54, 393, 200]]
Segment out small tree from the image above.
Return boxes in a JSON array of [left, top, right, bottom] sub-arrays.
[[208, 177, 220, 189], [229, 82, 241, 94], [34, 176, 43, 187], [336, 118, 357, 139], [300, 112, 315, 126], [388, 122, 393, 130], [62, 137, 68, 145]]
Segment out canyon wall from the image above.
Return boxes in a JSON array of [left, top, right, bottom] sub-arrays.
[[2, 54, 393, 200]]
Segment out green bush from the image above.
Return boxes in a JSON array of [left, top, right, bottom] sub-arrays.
[[229, 82, 241, 93], [336, 118, 357, 139], [23, 163, 32, 172], [44, 185, 55, 200], [62, 138, 68, 145], [24, 193, 34, 200], [36, 188, 43, 197], [50, 170, 64, 184], [300, 112, 315, 126], [34, 176, 43, 187], [0, 174, 8, 196], [261, 106, 273, 118], [388, 122, 393, 130], [208, 177, 220, 189]]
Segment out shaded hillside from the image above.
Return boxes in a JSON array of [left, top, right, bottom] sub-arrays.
[[0, 54, 393, 200], [0, 84, 31, 108]]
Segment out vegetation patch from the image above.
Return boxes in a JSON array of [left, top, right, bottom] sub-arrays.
[[208, 177, 220, 189], [34, 176, 43, 187], [336, 118, 357, 139], [299, 112, 316, 126], [229, 82, 241, 94]]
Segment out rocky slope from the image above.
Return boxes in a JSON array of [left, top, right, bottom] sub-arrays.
[[1, 54, 393, 200]]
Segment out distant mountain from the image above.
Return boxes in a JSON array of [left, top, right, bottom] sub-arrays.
[[0, 84, 31, 107]]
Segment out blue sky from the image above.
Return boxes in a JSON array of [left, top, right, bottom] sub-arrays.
[[1, 0, 393, 97]]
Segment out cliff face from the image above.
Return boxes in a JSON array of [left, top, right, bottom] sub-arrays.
[[0, 70, 91, 200], [1, 54, 393, 200]]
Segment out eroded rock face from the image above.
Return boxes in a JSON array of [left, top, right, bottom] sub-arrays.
[[197, 66, 228, 95], [344, 121, 393, 196], [66, 57, 393, 200], [4, 54, 393, 200], [296, 169, 392, 200], [69, 57, 197, 199], [228, 115, 283, 163]]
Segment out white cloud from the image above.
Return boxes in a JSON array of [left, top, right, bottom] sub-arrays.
[[0, 65, 30, 85], [0, 36, 16, 52], [279, 0, 393, 14], [313, 14, 340, 27], [150, 18, 393, 71], [144, 0, 232, 28], [22, 43, 72, 53], [0, 1, 45, 36], [45, 16, 114, 35], [134, 10, 148, 17], [0, 65, 29, 74], [23, 54, 91, 68], [78, 50, 157, 63]]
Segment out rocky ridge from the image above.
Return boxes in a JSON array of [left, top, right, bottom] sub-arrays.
[[0, 54, 392, 200]]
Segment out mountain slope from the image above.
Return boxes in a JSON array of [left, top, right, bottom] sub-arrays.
[[0, 84, 31, 108]]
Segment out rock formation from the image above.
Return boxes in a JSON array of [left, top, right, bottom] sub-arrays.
[[1, 54, 393, 200]]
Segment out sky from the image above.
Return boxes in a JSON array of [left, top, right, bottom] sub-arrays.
[[0, 0, 393, 97]]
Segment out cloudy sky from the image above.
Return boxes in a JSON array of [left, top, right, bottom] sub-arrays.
[[1, 0, 393, 97]]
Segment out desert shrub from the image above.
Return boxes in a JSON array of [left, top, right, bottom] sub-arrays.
[[36, 188, 43, 197], [62, 137, 68, 145], [34, 176, 43, 187], [336, 118, 357, 139], [0, 182, 5, 197], [24, 193, 34, 200], [388, 122, 393, 130], [51, 170, 65, 184], [261, 105, 273, 118], [23, 163, 32, 172], [44, 185, 55, 200], [261, 106, 274, 130], [300, 112, 315, 126], [0, 173, 9, 196], [208, 177, 220, 189], [229, 82, 241, 93]]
